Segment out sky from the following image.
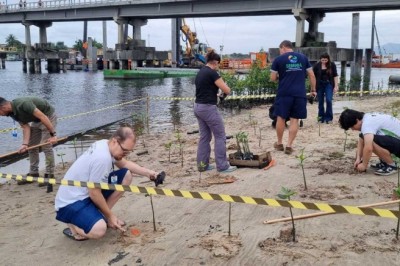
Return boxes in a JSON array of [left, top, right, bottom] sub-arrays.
[[1, 3, 399, 55]]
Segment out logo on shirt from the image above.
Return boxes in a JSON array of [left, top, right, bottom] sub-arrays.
[[288, 55, 298, 63]]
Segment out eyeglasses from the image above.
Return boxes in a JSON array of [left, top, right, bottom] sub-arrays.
[[117, 140, 133, 155]]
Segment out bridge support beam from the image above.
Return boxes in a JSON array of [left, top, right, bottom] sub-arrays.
[[305, 11, 325, 46], [47, 59, 60, 73], [0, 58, 5, 69], [130, 19, 147, 41], [171, 18, 181, 67], [35, 59, 41, 73], [34, 22, 52, 44], [292, 8, 308, 47], [350, 13, 362, 91]]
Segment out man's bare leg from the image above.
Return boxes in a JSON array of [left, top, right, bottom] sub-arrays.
[[287, 118, 299, 148]]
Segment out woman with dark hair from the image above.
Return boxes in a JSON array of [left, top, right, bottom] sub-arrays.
[[194, 50, 236, 173], [313, 53, 339, 123]]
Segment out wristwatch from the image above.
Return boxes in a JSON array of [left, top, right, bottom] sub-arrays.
[[50, 132, 56, 137]]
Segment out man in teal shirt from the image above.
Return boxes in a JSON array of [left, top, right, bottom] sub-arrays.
[[0, 96, 58, 186]]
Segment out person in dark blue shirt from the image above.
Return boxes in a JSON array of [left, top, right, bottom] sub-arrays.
[[270, 40, 316, 155]]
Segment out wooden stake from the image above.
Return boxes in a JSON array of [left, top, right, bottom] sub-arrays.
[[0, 136, 68, 160], [263, 199, 400, 224]]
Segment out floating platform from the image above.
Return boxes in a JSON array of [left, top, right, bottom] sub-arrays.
[[104, 68, 199, 79], [389, 75, 400, 84]]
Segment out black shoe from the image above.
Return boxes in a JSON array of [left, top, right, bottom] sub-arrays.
[[370, 160, 387, 170], [17, 173, 39, 185], [374, 165, 397, 176]]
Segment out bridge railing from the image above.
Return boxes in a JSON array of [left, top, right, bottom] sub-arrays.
[[0, 0, 128, 13]]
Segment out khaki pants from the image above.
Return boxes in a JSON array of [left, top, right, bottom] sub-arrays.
[[28, 114, 57, 175]]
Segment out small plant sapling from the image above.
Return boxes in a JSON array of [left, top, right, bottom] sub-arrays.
[[250, 120, 258, 135], [198, 161, 206, 183], [235, 131, 253, 160], [394, 187, 400, 239], [72, 137, 78, 160], [175, 130, 185, 167], [277, 187, 297, 242], [391, 106, 399, 118], [57, 152, 66, 169], [343, 130, 348, 152], [259, 127, 262, 148], [296, 149, 308, 190], [145, 194, 157, 232], [164, 141, 173, 163], [317, 116, 321, 136]]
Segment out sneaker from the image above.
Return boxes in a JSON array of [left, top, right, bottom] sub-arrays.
[[219, 166, 237, 173], [17, 173, 39, 185], [370, 160, 387, 170], [374, 165, 397, 176], [274, 142, 284, 151], [199, 164, 215, 172], [284, 147, 294, 155]]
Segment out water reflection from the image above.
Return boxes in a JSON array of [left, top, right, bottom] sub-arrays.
[[0, 62, 198, 155]]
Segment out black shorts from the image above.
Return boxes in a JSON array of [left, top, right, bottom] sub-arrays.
[[360, 133, 400, 157]]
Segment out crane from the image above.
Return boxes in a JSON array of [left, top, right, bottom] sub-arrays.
[[180, 18, 209, 67]]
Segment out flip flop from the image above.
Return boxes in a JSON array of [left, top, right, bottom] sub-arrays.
[[62, 228, 88, 241]]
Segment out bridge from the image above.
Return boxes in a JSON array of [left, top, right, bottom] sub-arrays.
[[0, 0, 399, 89]]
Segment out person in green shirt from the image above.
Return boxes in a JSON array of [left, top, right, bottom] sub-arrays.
[[0, 96, 58, 185]]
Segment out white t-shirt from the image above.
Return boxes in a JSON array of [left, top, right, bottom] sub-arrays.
[[361, 113, 400, 138], [55, 139, 114, 210]]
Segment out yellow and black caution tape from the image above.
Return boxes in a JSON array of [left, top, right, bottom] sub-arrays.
[[1, 173, 399, 219], [0, 97, 146, 134], [2, 89, 399, 134]]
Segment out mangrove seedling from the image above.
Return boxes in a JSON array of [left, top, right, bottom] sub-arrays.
[[317, 116, 322, 136], [228, 202, 232, 236], [198, 161, 206, 183], [296, 149, 308, 190], [277, 187, 297, 242], [175, 130, 185, 167], [57, 152, 66, 169], [145, 194, 157, 232], [259, 127, 262, 148], [394, 187, 400, 239], [235, 131, 253, 160], [391, 106, 399, 118], [164, 141, 173, 163], [343, 130, 348, 152], [72, 137, 78, 160], [250, 120, 258, 135]]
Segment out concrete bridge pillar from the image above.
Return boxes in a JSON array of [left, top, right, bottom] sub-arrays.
[[28, 58, 35, 74], [114, 18, 127, 46], [130, 19, 147, 40], [305, 11, 325, 45], [47, 59, 60, 73], [35, 59, 41, 73], [292, 8, 309, 47], [35, 22, 52, 44], [171, 18, 181, 67], [22, 22, 32, 54], [102, 21, 108, 69], [22, 59, 27, 73], [0, 58, 5, 69]]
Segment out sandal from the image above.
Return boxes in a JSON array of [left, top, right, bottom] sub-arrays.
[[62, 228, 88, 241], [284, 147, 294, 155], [273, 142, 284, 151]]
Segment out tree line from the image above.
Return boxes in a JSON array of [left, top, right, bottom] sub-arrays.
[[3, 34, 103, 52]]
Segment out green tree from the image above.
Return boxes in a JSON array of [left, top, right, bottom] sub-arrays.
[[92, 39, 103, 49], [73, 39, 84, 53], [5, 34, 23, 50]]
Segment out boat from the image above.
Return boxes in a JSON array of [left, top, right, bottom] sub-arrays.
[[103, 68, 199, 79], [372, 60, 400, 68], [389, 75, 400, 84]]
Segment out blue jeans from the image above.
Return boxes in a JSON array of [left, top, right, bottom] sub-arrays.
[[194, 103, 229, 171], [317, 82, 333, 122]]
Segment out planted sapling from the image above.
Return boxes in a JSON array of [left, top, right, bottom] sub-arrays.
[[72, 137, 78, 160], [57, 151, 66, 169], [198, 161, 206, 183], [277, 187, 297, 242], [145, 194, 157, 232], [343, 130, 348, 152], [394, 187, 400, 239], [296, 148, 308, 190], [164, 141, 173, 163]]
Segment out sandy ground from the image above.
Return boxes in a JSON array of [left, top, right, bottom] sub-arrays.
[[1, 95, 400, 266]]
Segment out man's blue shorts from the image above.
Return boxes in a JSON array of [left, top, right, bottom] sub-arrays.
[[273, 96, 307, 120], [55, 168, 128, 234]]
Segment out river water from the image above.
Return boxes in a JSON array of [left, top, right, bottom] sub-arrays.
[[0, 61, 399, 176]]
